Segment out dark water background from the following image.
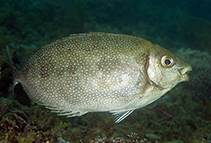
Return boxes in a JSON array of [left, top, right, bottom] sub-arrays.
[[0, 0, 211, 142]]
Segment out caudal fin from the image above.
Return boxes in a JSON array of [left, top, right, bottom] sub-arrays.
[[6, 46, 21, 91]]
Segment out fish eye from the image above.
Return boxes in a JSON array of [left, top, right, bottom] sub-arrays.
[[161, 56, 174, 67]]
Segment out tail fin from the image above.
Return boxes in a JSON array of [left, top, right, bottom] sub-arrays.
[[6, 46, 21, 95]]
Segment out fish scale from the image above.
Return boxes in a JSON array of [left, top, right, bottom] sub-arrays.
[[7, 32, 191, 123]]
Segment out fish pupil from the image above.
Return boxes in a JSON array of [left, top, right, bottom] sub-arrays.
[[164, 59, 171, 65]]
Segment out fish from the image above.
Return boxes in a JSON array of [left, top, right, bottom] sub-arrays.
[[7, 32, 191, 123]]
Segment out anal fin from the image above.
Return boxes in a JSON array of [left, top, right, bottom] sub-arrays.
[[110, 109, 134, 123], [45, 107, 88, 117]]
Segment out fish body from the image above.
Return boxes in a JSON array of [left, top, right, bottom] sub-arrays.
[[8, 33, 191, 123]]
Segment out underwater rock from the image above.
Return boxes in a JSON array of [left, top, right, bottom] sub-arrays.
[[0, 98, 62, 142]]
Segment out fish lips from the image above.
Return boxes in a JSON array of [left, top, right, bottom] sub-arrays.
[[178, 65, 192, 81]]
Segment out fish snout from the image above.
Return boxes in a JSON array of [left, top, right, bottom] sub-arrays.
[[178, 65, 192, 81]]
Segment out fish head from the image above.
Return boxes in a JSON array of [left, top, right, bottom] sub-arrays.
[[147, 44, 192, 89]]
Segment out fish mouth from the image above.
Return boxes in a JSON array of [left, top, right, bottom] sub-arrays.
[[178, 65, 192, 81]]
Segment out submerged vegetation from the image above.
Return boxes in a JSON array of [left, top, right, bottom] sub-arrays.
[[0, 0, 211, 142]]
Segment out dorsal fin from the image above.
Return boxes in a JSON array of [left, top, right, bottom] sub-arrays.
[[6, 46, 17, 73]]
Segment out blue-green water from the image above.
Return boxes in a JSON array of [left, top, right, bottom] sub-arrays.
[[0, 0, 210, 142]]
